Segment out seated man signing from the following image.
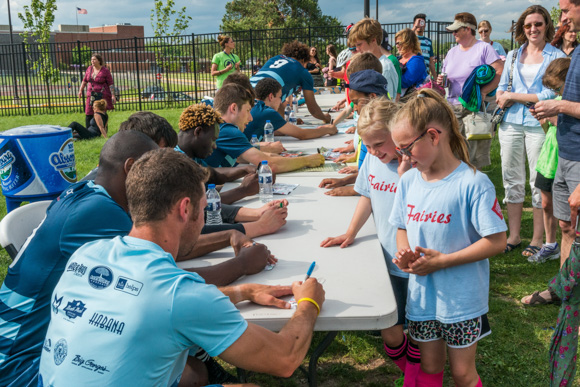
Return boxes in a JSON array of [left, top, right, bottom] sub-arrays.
[[244, 78, 338, 142], [203, 83, 325, 173], [38, 149, 325, 386]]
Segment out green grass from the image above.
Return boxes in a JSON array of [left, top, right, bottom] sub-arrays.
[[0, 112, 575, 386]]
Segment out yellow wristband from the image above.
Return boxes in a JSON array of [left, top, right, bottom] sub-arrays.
[[297, 297, 320, 315]]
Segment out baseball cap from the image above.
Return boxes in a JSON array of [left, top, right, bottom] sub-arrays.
[[348, 70, 389, 97], [381, 29, 392, 52]]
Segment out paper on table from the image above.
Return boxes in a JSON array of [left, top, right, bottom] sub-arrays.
[[273, 183, 299, 195], [299, 163, 343, 172]]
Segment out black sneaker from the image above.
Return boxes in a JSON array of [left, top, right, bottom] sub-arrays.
[[204, 356, 239, 384]]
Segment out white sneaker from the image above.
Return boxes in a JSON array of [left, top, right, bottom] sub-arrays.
[[527, 243, 561, 263]]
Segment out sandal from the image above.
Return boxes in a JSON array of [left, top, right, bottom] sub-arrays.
[[521, 289, 562, 306], [522, 245, 541, 257], [504, 242, 521, 253]]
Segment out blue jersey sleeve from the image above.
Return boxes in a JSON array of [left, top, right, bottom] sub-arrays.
[[214, 124, 253, 164], [171, 278, 248, 357], [300, 67, 314, 92]]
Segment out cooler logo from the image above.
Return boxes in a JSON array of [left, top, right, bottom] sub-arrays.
[[64, 300, 87, 319], [115, 277, 143, 296], [492, 198, 504, 220], [0, 150, 15, 181], [54, 338, 68, 366], [88, 266, 114, 290], [49, 138, 77, 183]]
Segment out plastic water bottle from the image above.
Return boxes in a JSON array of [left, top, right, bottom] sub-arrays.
[[289, 109, 297, 125], [205, 184, 222, 225], [250, 134, 259, 148], [284, 104, 291, 122], [263, 120, 274, 143], [292, 96, 298, 114], [258, 161, 273, 203]]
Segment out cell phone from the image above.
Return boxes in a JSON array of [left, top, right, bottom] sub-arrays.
[[419, 20, 425, 27], [527, 103, 536, 110]]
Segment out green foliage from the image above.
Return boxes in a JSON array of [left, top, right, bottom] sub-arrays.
[[221, 0, 340, 31], [551, 6, 562, 26], [71, 45, 92, 66], [150, 0, 191, 37], [18, 0, 60, 85]]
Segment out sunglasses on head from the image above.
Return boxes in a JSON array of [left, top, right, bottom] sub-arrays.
[[524, 22, 544, 30]]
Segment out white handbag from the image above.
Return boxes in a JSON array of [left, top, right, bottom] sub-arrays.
[[463, 102, 493, 141]]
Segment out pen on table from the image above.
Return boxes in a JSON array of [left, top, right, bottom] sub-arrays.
[[304, 261, 316, 281]]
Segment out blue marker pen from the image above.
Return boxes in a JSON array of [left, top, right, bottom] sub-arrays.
[[304, 261, 316, 281]]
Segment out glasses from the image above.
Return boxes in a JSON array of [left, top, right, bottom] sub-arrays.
[[479, 29, 489, 33], [553, 84, 564, 94], [348, 46, 357, 51], [523, 22, 544, 30], [395, 41, 401, 46], [395, 128, 442, 157]]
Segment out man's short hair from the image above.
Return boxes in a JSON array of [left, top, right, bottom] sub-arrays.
[[119, 111, 178, 148], [98, 130, 158, 173], [413, 13, 426, 23], [281, 40, 310, 63], [214, 83, 254, 115], [223, 72, 256, 102], [179, 103, 223, 132], [346, 53, 382, 77], [454, 12, 477, 36], [126, 148, 209, 225], [348, 17, 383, 47], [255, 78, 282, 101]]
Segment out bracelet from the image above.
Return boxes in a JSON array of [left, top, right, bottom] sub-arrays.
[[297, 297, 320, 315]]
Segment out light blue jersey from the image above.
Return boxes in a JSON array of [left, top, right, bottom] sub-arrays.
[[38, 236, 247, 386], [389, 162, 507, 323], [355, 157, 406, 278]]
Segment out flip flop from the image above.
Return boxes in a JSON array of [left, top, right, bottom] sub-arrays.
[[522, 245, 541, 257], [521, 290, 562, 306], [504, 242, 521, 253]]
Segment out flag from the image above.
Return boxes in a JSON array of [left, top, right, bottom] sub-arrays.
[[76, 7, 87, 14]]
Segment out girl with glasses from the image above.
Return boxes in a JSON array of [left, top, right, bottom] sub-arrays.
[[389, 89, 507, 387], [495, 5, 565, 258], [478, 20, 507, 58]]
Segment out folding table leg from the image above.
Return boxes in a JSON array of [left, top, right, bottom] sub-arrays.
[[308, 331, 338, 387]]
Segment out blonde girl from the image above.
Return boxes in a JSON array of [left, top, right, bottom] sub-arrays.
[[389, 89, 507, 387]]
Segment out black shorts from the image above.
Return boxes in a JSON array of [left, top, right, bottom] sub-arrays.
[[534, 171, 554, 193]]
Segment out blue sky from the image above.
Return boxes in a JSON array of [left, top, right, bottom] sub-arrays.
[[1, 0, 558, 41]]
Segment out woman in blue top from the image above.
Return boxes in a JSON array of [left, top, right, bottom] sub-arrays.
[[478, 20, 507, 58], [495, 5, 566, 257], [395, 28, 428, 100]]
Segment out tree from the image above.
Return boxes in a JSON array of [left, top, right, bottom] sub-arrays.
[[150, 0, 192, 102], [551, 6, 561, 27], [18, 0, 59, 108], [71, 45, 92, 66], [221, 0, 340, 31]]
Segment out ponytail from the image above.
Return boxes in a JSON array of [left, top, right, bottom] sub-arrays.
[[390, 88, 475, 172]]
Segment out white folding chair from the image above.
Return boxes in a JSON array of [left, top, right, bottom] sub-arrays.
[[0, 201, 51, 260]]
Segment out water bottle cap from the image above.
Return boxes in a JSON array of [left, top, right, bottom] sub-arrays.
[[266, 120, 271, 123], [208, 184, 216, 189], [261, 160, 268, 165], [252, 134, 257, 138]]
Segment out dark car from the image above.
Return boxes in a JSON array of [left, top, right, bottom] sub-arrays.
[[148, 91, 193, 102], [141, 86, 165, 99]]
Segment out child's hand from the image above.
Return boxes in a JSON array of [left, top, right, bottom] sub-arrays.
[[338, 165, 358, 174], [393, 248, 419, 270], [345, 126, 356, 134], [406, 247, 445, 276], [320, 233, 355, 248]]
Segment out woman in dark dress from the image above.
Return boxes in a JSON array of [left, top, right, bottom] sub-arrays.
[[69, 99, 109, 140], [77, 53, 115, 128]]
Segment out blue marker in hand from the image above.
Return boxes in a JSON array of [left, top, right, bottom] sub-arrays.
[[304, 261, 316, 281]]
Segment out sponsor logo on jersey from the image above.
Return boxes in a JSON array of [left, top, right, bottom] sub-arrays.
[[71, 354, 110, 374], [43, 338, 51, 353], [88, 266, 114, 289], [67, 262, 88, 277], [88, 312, 125, 335], [114, 276, 143, 296], [63, 300, 87, 320], [52, 294, 63, 314], [54, 338, 68, 366]]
